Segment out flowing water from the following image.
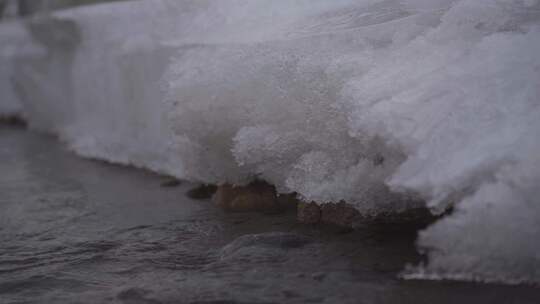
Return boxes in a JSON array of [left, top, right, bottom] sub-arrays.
[[1, 126, 539, 304]]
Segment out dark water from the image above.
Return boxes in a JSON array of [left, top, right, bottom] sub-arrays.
[[1, 126, 539, 304]]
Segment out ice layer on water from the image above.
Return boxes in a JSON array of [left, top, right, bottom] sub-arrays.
[[0, 0, 539, 284]]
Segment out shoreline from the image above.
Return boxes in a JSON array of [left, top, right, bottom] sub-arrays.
[[1, 125, 539, 295], [0, 119, 438, 230]]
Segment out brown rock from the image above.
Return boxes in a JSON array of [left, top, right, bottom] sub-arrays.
[[214, 184, 240, 209], [214, 180, 292, 213], [320, 202, 360, 228], [230, 193, 275, 212], [297, 202, 321, 224]]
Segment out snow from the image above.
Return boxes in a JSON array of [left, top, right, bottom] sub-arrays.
[[1, 0, 539, 284], [0, 21, 40, 117]]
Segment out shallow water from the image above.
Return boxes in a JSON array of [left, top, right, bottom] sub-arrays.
[[0, 126, 539, 304]]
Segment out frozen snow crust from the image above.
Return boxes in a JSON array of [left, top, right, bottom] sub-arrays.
[[1, 0, 539, 284]]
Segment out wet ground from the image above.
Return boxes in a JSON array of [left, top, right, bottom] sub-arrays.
[[1, 125, 539, 304]]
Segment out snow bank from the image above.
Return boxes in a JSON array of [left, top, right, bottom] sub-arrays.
[[1, 0, 539, 284], [0, 21, 39, 117]]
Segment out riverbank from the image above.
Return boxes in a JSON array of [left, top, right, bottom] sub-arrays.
[[1, 125, 539, 303]]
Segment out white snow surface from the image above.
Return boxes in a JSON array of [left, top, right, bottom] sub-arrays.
[[0, 0, 539, 284]]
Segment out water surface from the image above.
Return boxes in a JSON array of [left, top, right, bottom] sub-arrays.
[[1, 126, 538, 304]]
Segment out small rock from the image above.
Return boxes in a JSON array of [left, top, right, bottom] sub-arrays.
[[320, 202, 361, 228], [297, 202, 321, 224], [213, 184, 242, 208], [232, 192, 277, 212], [214, 181, 291, 213]]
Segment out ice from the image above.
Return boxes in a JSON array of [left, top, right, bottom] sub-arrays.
[[1, 0, 539, 284]]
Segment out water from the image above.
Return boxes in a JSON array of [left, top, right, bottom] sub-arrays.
[[0, 126, 538, 303]]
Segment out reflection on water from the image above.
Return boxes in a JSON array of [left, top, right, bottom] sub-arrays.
[[0, 126, 538, 304]]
